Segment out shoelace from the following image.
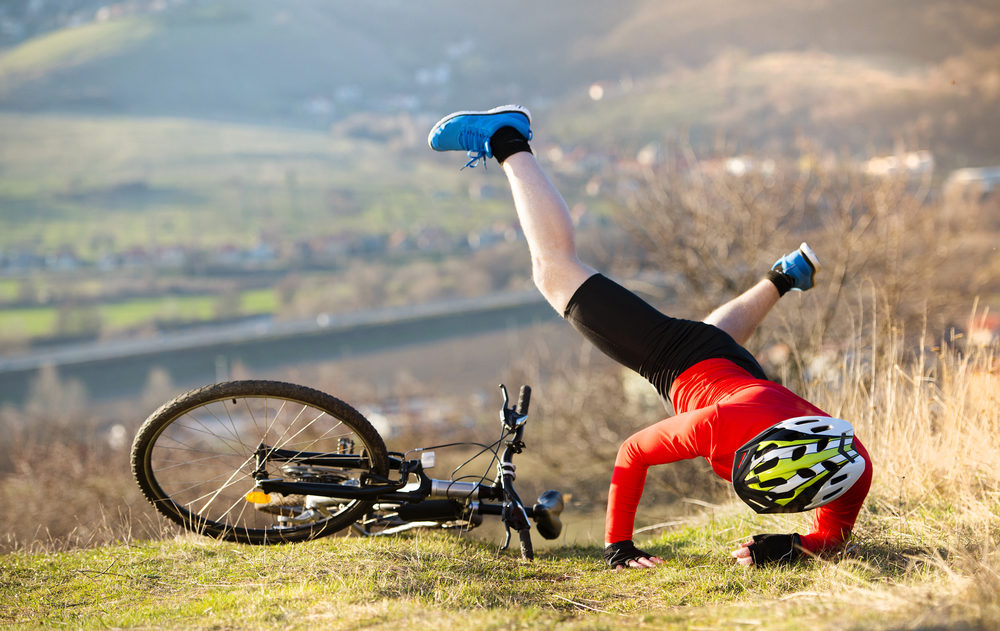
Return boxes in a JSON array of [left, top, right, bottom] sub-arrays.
[[459, 129, 490, 169], [463, 150, 488, 169]]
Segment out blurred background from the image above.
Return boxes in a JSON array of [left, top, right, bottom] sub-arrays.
[[1, 0, 998, 551]]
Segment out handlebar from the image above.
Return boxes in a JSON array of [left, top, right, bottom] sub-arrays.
[[499, 384, 530, 431], [516, 385, 531, 416]]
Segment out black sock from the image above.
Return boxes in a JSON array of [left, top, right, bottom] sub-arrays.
[[490, 126, 532, 164], [766, 269, 795, 296]]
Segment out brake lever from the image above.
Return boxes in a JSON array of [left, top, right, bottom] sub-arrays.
[[498, 384, 528, 430]]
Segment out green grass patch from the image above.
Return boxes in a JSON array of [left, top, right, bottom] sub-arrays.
[[240, 288, 278, 313], [0, 289, 280, 341], [0, 17, 156, 81], [0, 279, 19, 302], [98, 295, 217, 329], [0, 306, 57, 339], [1, 504, 989, 630]]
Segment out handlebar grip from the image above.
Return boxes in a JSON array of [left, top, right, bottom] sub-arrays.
[[516, 385, 531, 416]]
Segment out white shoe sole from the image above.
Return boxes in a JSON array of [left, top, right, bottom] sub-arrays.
[[798, 242, 820, 271]]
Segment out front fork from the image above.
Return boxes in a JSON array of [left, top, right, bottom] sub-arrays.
[[497, 461, 532, 553]]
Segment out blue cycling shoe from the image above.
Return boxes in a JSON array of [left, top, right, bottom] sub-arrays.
[[771, 242, 820, 291], [427, 105, 532, 168]]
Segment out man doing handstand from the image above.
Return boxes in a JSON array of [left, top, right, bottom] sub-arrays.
[[427, 106, 872, 569]]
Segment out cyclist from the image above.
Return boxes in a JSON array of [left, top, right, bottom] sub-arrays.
[[428, 105, 873, 569]]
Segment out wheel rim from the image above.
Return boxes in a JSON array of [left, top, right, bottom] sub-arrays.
[[142, 391, 381, 541]]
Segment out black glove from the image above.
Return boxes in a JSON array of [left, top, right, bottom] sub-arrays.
[[603, 540, 657, 568], [747, 533, 803, 565]]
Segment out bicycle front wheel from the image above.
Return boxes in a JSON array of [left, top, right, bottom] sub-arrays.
[[131, 380, 389, 544]]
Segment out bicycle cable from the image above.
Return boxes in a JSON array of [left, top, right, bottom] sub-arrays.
[[397, 418, 518, 538], [452, 423, 513, 538], [401, 441, 497, 458], [400, 437, 506, 487], [449, 421, 514, 485]]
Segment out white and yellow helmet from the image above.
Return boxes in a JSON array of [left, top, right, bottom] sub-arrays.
[[733, 416, 866, 513]]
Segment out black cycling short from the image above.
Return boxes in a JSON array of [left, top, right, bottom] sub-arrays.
[[563, 274, 767, 402]]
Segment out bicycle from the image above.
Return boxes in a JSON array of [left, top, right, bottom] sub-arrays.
[[131, 380, 564, 560]]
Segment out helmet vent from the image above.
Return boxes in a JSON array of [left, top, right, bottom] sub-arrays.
[[791, 445, 808, 461], [797, 468, 816, 479], [793, 419, 813, 426], [810, 425, 833, 433], [821, 460, 840, 473], [752, 458, 779, 474], [815, 437, 830, 451], [758, 443, 779, 456], [830, 474, 849, 485], [757, 477, 785, 488]]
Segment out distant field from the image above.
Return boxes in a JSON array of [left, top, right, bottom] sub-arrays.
[[0, 288, 278, 341], [0, 279, 17, 301], [0, 306, 56, 339], [0, 112, 511, 255], [0, 16, 156, 81]]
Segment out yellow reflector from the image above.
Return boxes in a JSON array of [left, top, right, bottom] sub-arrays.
[[245, 490, 272, 504]]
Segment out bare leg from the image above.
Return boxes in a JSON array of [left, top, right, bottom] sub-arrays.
[[500, 148, 788, 336], [702, 279, 781, 346], [501, 152, 597, 314]]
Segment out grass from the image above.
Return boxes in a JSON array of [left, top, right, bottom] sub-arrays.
[[0, 17, 157, 82], [0, 288, 279, 341], [97, 296, 217, 330], [0, 279, 18, 302], [240, 288, 279, 314], [1, 500, 994, 630], [0, 306, 57, 339]]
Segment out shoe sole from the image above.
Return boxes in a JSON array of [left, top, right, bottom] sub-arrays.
[[798, 242, 820, 272], [427, 104, 532, 149]]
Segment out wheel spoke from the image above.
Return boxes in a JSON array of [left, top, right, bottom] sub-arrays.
[[193, 453, 258, 517], [159, 465, 254, 500], [164, 414, 250, 457], [134, 383, 387, 543], [150, 452, 242, 472]]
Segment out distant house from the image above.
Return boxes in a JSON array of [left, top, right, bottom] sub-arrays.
[[46, 247, 83, 271]]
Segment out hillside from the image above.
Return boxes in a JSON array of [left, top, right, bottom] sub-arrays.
[[1, 0, 997, 123], [4, 501, 999, 630], [0, 112, 495, 250], [547, 45, 1000, 167], [1, 0, 998, 349]]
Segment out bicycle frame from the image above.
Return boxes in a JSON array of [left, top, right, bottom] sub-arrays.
[[252, 450, 507, 504], [250, 384, 563, 558]]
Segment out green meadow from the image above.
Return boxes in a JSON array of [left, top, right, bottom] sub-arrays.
[[0, 289, 278, 341]]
